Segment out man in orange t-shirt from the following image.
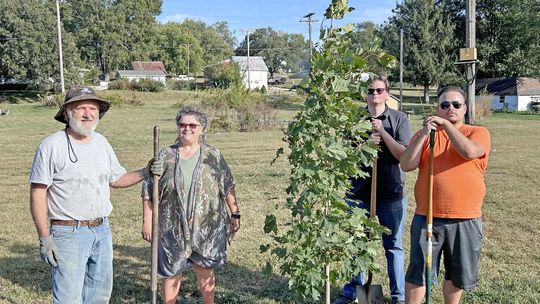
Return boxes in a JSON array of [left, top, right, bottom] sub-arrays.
[[400, 86, 491, 304]]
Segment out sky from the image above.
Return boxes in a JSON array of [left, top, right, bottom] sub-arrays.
[[158, 0, 400, 45]]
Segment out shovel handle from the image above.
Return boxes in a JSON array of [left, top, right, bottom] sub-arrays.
[[425, 130, 435, 304], [370, 157, 378, 218], [151, 126, 160, 304]]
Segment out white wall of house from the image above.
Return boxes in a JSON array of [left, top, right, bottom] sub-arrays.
[[125, 75, 166, 84], [242, 70, 268, 90], [517, 96, 539, 111], [483, 95, 527, 111], [116, 72, 166, 85]]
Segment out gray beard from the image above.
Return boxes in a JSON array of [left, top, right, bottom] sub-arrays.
[[67, 111, 99, 136]]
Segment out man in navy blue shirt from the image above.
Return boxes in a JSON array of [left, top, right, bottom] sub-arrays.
[[335, 76, 412, 304]]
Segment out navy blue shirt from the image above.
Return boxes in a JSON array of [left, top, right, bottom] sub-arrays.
[[349, 105, 412, 202]]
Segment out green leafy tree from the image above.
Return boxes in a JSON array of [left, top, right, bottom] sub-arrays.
[[154, 22, 202, 76], [381, 0, 455, 102], [236, 27, 308, 75], [475, 0, 540, 77], [212, 21, 236, 50], [262, 0, 395, 302], [178, 19, 234, 70], [350, 21, 379, 49], [205, 61, 243, 89], [350, 21, 395, 76], [439, 0, 540, 78], [286, 33, 310, 72], [0, 0, 80, 90], [62, 0, 162, 75]]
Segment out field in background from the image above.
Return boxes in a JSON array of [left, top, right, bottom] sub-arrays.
[[0, 90, 539, 303]]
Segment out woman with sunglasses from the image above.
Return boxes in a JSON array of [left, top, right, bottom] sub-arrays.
[[141, 107, 240, 304], [400, 86, 491, 304]]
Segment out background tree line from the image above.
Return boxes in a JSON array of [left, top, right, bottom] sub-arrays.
[[0, 0, 538, 92], [376, 0, 540, 101], [0, 0, 308, 90]]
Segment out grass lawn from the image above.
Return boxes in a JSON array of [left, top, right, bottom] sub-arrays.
[[0, 92, 539, 303]]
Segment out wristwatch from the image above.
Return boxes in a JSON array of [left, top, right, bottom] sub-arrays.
[[231, 212, 241, 219]]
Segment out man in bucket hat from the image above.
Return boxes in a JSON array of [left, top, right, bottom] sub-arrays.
[[29, 86, 162, 303]]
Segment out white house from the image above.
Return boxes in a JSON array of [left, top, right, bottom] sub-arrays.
[[231, 56, 269, 90], [116, 70, 167, 85], [476, 77, 540, 111]]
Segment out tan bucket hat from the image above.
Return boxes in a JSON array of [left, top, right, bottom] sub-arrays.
[[54, 86, 111, 124]]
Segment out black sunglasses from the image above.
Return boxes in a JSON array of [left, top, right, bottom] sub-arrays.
[[367, 88, 386, 95], [178, 123, 200, 129], [440, 101, 464, 110]]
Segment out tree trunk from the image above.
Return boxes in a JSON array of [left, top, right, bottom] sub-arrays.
[[325, 263, 330, 304], [423, 84, 430, 104]]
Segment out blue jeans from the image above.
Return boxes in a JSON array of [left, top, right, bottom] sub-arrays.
[[342, 198, 407, 302], [50, 218, 113, 304]]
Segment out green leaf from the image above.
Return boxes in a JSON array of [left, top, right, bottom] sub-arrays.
[[270, 147, 284, 165], [272, 247, 287, 258], [260, 244, 270, 253], [262, 261, 273, 276], [263, 214, 278, 234]]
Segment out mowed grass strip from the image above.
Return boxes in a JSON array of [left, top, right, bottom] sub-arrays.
[[0, 99, 539, 303]]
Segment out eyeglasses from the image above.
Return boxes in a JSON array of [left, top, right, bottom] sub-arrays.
[[440, 101, 464, 110], [367, 88, 386, 95], [178, 123, 200, 129]]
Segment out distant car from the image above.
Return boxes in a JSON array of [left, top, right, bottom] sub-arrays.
[[0, 77, 15, 85], [268, 75, 287, 85], [175, 75, 194, 81]]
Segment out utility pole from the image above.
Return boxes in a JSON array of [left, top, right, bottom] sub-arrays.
[[399, 29, 404, 112], [183, 44, 190, 77], [300, 13, 319, 64], [465, 0, 476, 124], [241, 29, 252, 90], [55, 0, 65, 93]]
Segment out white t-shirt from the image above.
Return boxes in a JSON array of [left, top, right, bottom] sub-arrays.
[[29, 130, 127, 220]]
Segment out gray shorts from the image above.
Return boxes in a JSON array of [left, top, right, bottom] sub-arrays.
[[405, 215, 483, 290]]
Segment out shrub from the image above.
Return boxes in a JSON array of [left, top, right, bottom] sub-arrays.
[[476, 89, 493, 120], [237, 105, 257, 132], [133, 79, 165, 92], [82, 68, 100, 85], [205, 62, 244, 89], [169, 79, 197, 91], [97, 92, 126, 107], [108, 80, 133, 90], [40, 93, 64, 108]]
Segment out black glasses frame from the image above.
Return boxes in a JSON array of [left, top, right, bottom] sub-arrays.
[[367, 88, 386, 95], [440, 101, 464, 110], [178, 123, 200, 129]]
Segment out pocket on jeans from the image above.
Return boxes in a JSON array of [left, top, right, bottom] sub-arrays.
[[51, 225, 77, 239]]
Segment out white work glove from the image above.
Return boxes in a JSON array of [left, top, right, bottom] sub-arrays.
[[39, 235, 59, 267]]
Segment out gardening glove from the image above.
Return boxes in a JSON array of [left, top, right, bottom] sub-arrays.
[[143, 158, 164, 178], [39, 235, 59, 267]]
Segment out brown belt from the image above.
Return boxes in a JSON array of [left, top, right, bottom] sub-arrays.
[[50, 218, 104, 227]]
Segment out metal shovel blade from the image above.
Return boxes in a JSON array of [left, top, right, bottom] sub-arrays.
[[356, 284, 385, 304]]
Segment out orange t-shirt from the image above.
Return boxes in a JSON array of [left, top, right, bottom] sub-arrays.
[[413, 125, 491, 218]]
